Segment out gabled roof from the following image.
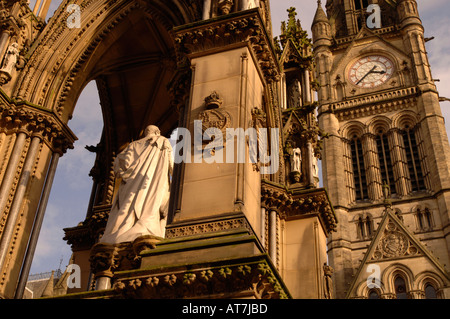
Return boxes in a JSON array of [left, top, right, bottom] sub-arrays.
[[346, 207, 450, 298]]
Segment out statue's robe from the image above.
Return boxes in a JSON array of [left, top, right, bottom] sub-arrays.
[[100, 135, 173, 244]]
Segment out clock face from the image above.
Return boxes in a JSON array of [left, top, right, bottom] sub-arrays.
[[348, 55, 395, 88]]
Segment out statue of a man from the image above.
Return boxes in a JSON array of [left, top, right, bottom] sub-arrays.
[[100, 125, 173, 245]]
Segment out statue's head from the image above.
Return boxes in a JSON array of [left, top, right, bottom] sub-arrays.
[[144, 125, 160, 137], [144, 125, 161, 136]]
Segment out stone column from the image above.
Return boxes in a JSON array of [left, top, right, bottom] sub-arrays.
[[269, 209, 277, 263], [388, 128, 411, 196], [303, 69, 312, 105], [0, 132, 27, 212], [202, 0, 212, 20], [362, 133, 383, 201], [0, 31, 11, 63], [0, 136, 41, 272], [14, 153, 60, 299], [90, 243, 117, 291], [260, 206, 266, 248]]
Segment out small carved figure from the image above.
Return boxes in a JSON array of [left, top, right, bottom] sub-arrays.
[[1, 42, 19, 74], [100, 125, 173, 245], [218, 0, 233, 15], [323, 263, 334, 299], [291, 147, 302, 173], [312, 154, 319, 180], [288, 79, 302, 108]]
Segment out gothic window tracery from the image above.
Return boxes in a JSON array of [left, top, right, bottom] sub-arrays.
[[351, 135, 369, 201], [401, 125, 426, 192], [415, 207, 434, 232], [344, 115, 430, 205], [394, 275, 408, 299], [424, 283, 438, 299], [356, 214, 373, 240], [376, 130, 396, 195]]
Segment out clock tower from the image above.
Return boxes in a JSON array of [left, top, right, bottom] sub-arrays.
[[313, 0, 450, 298]]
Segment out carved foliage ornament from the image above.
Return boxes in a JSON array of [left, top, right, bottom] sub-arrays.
[[173, 11, 279, 82], [112, 261, 289, 299], [0, 101, 75, 154]]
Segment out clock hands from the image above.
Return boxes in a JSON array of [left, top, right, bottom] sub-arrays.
[[356, 66, 386, 85]]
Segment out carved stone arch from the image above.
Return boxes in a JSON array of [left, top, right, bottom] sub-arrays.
[[367, 115, 392, 135], [13, 0, 198, 126], [391, 110, 419, 130], [415, 271, 446, 292], [340, 120, 366, 139], [354, 275, 386, 299], [382, 263, 415, 294]]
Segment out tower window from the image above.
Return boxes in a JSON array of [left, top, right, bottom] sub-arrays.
[[376, 132, 396, 195], [351, 136, 368, 201], [416, 208, 433, 231], [394, 276, 408, 299], [425, 284, 438, 299], [402, 127, 426, 192], [357, 215, 373, 240]]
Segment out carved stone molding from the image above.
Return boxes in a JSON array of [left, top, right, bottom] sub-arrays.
[[89, 235, 162, 280], [261, 181, 337, 235], [0, 98, 76, 154], [320, 87, 419, 121], [64, 205, 111, 251], [166, 215, 253, 239], [112, 259, 290, 299], [172, 9, 279, 82], [198, 108, 232, 141]]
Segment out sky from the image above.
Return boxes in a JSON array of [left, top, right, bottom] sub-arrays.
[[27, 0, 450, 275]]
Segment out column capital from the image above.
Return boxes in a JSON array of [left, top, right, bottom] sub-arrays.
[[0, 100, 77, 155]]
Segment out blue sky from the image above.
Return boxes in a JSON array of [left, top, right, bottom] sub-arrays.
[[28, 0, 450, 275]]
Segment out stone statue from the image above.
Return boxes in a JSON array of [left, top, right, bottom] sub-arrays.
[[1, 42, 19, 74], [100, 125, 174, 245], [323, 263, 334, 299], [291, 147, 302, 173], [312, 154, 319, 180], [288, 79, 302, 108]]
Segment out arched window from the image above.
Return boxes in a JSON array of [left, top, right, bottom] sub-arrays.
[[425, 284, 438, 299], [376, 131, 396, 195], [351, 136, 368, 201], [394, 276, 408, 299], [416, 208, 424, 230], [401, 126, 425, 192], [416, 208, 433, 231], [365, 216, 373, 237], [425, 208, 433, 229], [357, 215, 374, 240], [358, 216, 366, 238]]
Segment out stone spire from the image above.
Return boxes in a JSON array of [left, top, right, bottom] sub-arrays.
[[41, 271, 55, 298], [312, 0, 329, 26], [311, 0, 332, 47]]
